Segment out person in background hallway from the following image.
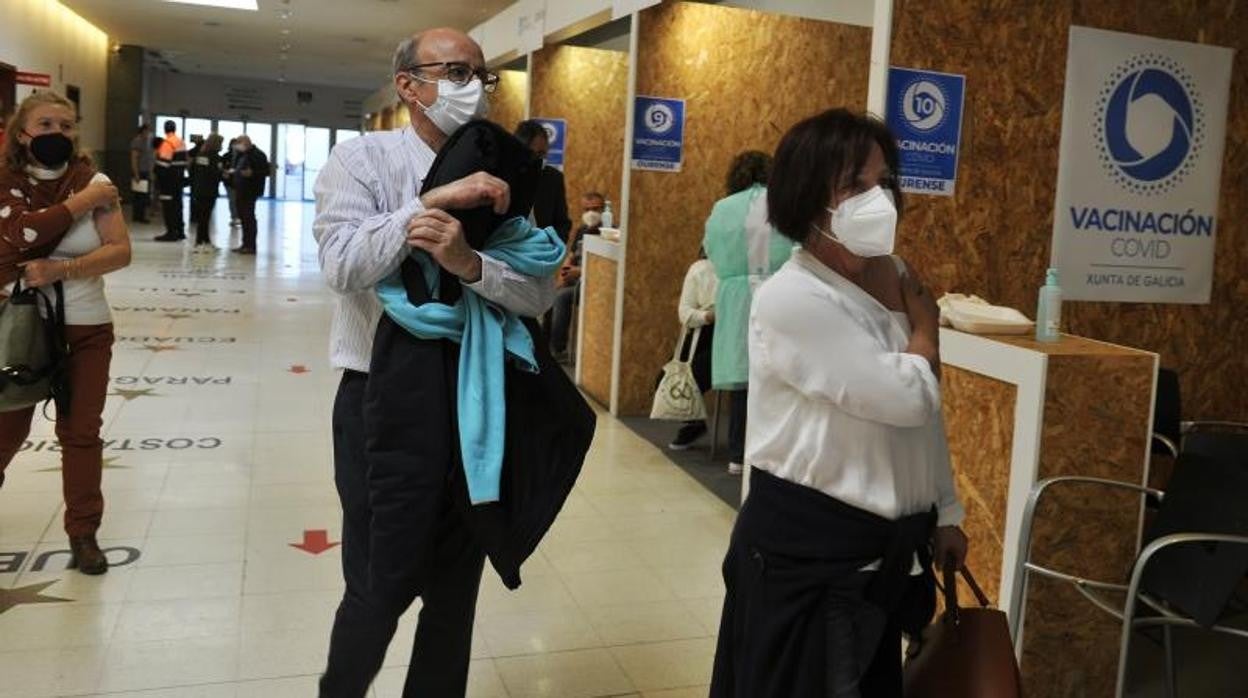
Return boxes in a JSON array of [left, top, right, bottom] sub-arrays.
[[703, 150, 791, 475], [149, 135, 166, 223], [224, 136, 241, 228], [711, 109, 967, 698], [0, 91, 133, 575], [189, 133, 224, 249], [129, 123, 153, 223], [668, 249, 717, 450], [153, 120, 187, 242], [514, 119, 571, 238], [186, 134, 204, 225], [231, 134, 269, 255], [314, 27, 554, 697], [547, 191, 604, 361]]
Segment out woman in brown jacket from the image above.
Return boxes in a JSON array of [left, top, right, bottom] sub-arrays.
[[0, 91, 131, 575]]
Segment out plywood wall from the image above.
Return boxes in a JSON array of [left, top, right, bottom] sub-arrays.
[[618, 1, 872, 413], [489, 69, 529, 136], [529, 44, 629, 216], [891, 0, 1248, 420]]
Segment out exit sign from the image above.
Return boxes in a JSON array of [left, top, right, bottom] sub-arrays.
[[16, 72, 52, 87]]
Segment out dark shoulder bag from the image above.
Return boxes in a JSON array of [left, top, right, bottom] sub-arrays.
[[0, 279, 69, 414], [903, 565, 1023, 698]]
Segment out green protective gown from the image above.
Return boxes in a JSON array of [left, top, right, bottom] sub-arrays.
[[702, 185, 794, 391]]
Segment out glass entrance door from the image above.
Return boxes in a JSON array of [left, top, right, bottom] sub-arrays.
[[302, 127, 330, 201], [275, 123, 331, 201], [276, 123, 304, 201]]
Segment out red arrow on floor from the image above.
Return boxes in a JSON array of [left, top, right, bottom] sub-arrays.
[[289, 529, 340, 555]]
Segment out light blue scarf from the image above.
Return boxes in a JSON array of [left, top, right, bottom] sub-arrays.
[[375, 216, 566, 504]]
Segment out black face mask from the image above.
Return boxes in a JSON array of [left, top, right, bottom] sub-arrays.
[[25, 132, 75, 169]]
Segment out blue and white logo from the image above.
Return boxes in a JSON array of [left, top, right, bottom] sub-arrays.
[[900, 80, 948, 133], [885, 67, 965, 197], [643, 103, 676, 135], [1095, 54, 1205, 196], [541, 122, 559, 145]]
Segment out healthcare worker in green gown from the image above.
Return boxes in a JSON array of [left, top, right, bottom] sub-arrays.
[[703, 150, 794, 475]]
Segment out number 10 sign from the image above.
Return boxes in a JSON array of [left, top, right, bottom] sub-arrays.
[[631, 95, 686, 172]]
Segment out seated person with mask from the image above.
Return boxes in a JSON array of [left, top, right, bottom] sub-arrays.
[[548, 191, 605, 361]]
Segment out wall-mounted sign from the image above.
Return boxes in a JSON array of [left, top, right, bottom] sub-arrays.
[[15, 72, 51, 87], [1051, 26, 1232, 304], [885, 66, 966, 197], [613, 0, 661, 20], [631, 96, 685, 172], [533, 118, 566, 168], [224, 83, 265, 113]]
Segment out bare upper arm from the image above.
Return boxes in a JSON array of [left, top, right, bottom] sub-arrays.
[[863, 255, 906, 312], [94, 204, 131, 248]]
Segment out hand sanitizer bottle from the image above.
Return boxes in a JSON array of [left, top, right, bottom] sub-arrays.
[[1035, 268, 1062, 342], [601, 200, 614, 229]]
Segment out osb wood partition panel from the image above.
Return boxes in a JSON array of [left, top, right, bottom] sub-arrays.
[[941, 366, 1017, 606], [581, 253, 618, 407], [618, 1, 871, 414], [890, 0, 1248, 421], [1021, 353, 1154, 698], [529, 45, 628, 212], [489, 69, 528, 137]]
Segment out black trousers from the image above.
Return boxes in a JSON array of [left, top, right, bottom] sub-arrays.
[[549, 282, 578, 353], [320, 370, 485, 698], [131, 174, 150, 222], [191, 195, 216, 244], [238, 192, 259, 249], [160, 189, 185, 236], [681, 324, 714, 396], [727, 389, 747, 464]]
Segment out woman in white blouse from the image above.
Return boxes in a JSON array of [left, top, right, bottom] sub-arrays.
[[710, 109, 967, 698], [668, 250, 717, 450]]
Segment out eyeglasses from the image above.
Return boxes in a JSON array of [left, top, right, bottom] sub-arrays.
[[405, 62, 500, 93]]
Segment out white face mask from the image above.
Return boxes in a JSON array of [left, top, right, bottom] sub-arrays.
[[816, 185, 898, 257], [413, 77, 488, 135], [582, 210, 602, 228]]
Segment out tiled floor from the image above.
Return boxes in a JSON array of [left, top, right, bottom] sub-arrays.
[[0, 199, 729, 697]]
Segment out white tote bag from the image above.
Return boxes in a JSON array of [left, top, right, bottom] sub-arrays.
[[650, 326, 707, 422]]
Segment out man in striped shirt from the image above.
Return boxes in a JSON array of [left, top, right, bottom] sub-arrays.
[[313, 27, 555, 697]]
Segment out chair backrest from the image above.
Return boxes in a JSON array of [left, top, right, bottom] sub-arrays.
[[1141, 451, 1248, 627], [1151, 368, 1182, 455], [1183, 431, 1248, 467]]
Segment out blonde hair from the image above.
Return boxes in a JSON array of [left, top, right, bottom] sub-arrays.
[[3, 91, 87, 173]]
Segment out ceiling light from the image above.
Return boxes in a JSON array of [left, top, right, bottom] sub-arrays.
[[166, 0, 258, 10]]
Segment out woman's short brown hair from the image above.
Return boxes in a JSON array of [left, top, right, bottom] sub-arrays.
[[766, 109, 903, 244], [725, 150, 771, 196], [3, 91, 86, 173]]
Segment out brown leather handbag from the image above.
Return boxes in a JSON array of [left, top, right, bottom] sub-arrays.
[[902, 564, 1023, 697]]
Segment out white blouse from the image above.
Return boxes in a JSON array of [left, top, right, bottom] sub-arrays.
[[20, 166, 112, 326], [677, 258, 718, 328], [746, 249, 964, 527]]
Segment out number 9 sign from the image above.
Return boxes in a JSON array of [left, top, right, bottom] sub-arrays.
[[644, 103, 676, 134]]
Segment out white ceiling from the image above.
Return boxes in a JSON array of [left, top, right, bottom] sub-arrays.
[[61, 0, 513, 89]]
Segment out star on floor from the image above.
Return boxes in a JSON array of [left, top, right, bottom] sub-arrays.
[[109, 388, 161, 402], [0, 581, 73, 614], [138, 344, 179, 353], [39, 456, 127, 473]]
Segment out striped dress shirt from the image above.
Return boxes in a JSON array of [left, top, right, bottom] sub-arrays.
[[313, 126, 556, 372]]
